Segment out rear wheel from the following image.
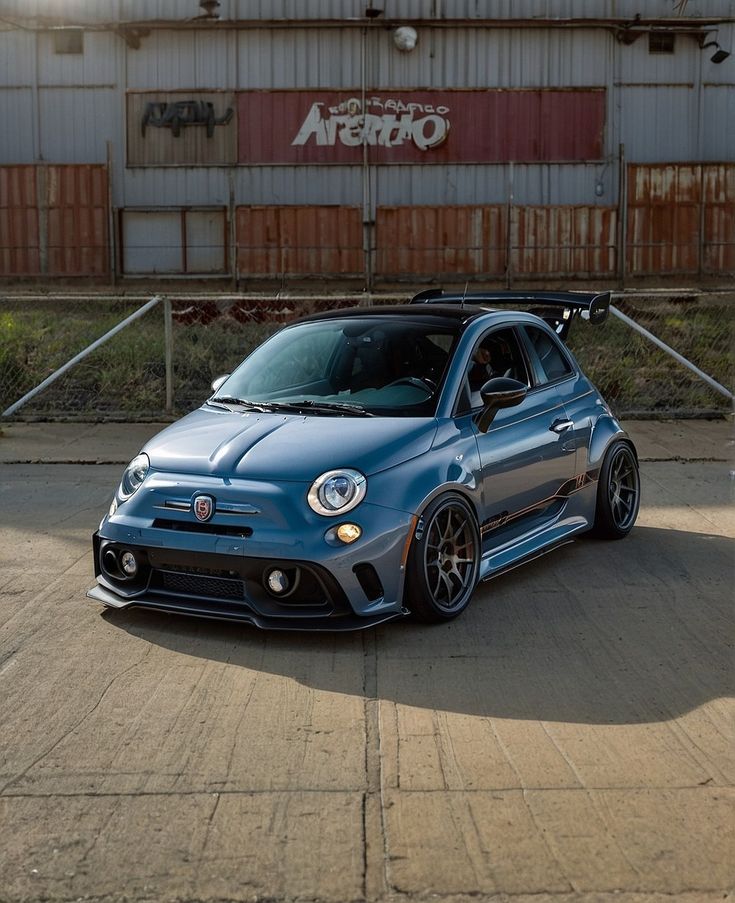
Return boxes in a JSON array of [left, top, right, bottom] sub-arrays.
[[592, 441, 640, 539], [406, 493, 480, 622]]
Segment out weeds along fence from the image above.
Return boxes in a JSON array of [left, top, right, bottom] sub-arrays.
[[0, 293, 732, 421]]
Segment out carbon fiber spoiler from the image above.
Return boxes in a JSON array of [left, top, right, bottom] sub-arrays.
[[410, 289, 611, 338]]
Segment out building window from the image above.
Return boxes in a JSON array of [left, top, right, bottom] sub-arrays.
[[648, 32, 675, 54], [53, 30, 84, 54]]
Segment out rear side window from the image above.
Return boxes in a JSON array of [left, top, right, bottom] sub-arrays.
[[524, 326, 573, 384]]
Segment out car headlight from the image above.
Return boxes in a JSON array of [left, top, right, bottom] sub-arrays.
[[119, 453, 150, 500], [307, 469, 366, 516]]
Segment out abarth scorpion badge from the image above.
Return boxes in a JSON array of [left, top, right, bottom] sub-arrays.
[[193, 495, 215, 522]]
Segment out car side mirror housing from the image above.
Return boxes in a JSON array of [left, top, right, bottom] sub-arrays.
[[211, 374, 230, 393], [476, 377, 528, 433]]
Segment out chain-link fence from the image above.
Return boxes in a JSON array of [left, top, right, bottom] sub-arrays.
[[1, 293, 732, 421]]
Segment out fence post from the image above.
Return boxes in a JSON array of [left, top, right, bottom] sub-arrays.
[[164, 297, 173, 414], [617, 143, 626, 289]]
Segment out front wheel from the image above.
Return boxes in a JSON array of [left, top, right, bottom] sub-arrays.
[[592, 441, 640, 539], [405, 493, 480, 623]]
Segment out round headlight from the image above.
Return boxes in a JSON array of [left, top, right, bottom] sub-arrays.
[[119, 453, 150, 499], [308, 469, 366, 517]]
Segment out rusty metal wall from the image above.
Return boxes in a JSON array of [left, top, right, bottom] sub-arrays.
[[46, 165, 109, 275], [375, 206, 506, 278], [703, 164, 735, 275], [236, 206, 363, 277], [513, 206, 618, 277], [625, 163, 735, 277], [0, 166, 39, 275]]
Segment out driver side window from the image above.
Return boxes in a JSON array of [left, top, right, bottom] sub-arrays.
[[457, 327, 529, 414]]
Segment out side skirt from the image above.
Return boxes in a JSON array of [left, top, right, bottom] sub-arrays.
[[478, 516, 590, 583]]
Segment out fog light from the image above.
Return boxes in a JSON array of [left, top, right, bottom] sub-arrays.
[[103, 549, 118, 574], [266, 568, 289, 595], [336, 523, 362, 544], [120, 550, 138, 577]]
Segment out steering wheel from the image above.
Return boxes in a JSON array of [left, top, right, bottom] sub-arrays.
[[384, 376, 437, 394]]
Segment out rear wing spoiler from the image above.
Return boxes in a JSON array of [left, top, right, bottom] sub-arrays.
[[410, 289, 611, 339]]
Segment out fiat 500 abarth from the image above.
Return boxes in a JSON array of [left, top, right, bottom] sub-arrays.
[[89, 290, 640, 630]]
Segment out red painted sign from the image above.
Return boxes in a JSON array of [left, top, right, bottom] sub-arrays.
[[238, 89, 605, 164]]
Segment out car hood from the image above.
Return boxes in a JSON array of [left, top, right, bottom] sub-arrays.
[[143, 406, 438, 481]]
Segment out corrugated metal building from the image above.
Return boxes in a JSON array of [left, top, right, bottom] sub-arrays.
[[0, 0, 733, 281]]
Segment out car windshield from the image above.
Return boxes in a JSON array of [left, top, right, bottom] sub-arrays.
[[211, 316, 459, 417]]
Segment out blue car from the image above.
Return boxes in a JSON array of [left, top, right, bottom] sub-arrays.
[[89, 290, 640, 630]]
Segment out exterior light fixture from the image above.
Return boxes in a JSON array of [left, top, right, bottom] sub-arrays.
[[393, 25, 418, 52], [701, 41, 731, 63], [199, 0, 220, 18]]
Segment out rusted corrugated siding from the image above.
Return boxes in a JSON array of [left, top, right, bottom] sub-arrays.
[[0, 166, 39, 275], [236, 206, 363, 276], [626, 164, 700, 275], [46, 165, 109, 276], [514, 206, 617, 276], [702, 163, 735, 274], [375, 206, 507, 277]]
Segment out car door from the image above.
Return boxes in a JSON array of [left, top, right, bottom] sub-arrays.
[[461, 325, 577, 538]]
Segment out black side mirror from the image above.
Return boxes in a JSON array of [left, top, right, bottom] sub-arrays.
[[476, 377, 528, 433]]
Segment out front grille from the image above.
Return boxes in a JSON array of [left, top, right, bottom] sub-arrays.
[[155, 569, 246, 601], [152, 518, 253, 538]]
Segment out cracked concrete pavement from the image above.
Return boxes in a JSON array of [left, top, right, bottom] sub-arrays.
[[0, 419, 732, 903]]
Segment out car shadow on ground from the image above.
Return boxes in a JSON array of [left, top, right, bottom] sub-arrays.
[[104, 525, 733, 726]]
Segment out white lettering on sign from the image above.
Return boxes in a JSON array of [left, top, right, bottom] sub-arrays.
[[291, 96, 450, 151]]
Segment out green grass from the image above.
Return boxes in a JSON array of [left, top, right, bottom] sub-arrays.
[[1, 297, 731, 419]]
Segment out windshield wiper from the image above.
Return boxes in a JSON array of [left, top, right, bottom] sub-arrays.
[[208, 396, 275, 413], [267, 400, 374, 417]]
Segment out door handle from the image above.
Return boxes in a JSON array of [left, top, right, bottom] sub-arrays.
[[550, 419, 574, 433]]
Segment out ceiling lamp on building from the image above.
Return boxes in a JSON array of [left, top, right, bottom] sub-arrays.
[[393, 26, 418, 52]]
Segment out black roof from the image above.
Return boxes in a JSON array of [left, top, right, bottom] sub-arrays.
[[293, 303, 490, 326]]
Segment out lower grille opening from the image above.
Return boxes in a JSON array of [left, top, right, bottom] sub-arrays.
[[152, 519, 253, 538], [152, 569, 246, 602]]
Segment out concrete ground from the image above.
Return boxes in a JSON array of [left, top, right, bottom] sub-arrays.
[[0, 419, 732, 903]]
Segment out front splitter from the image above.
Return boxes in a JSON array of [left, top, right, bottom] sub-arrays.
[[87, 584, 406, 632]]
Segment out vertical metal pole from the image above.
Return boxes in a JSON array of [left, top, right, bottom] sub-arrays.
[[164, 297, 173, 414], [107, 141, 116, 285], [618, 143, 627, 289], [229, 167, 237, 288], [505, 162, 514, 289], [698, 164, 706, 277], [37, 164, 49, 276], [361, 25, 373, 293]]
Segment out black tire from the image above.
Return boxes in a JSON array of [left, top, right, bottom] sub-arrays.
[[405, 493, 480, 623], [592, 441, 640, 539]]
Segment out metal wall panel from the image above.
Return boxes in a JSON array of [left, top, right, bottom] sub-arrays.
[[122, 210, 182, 273], [237, 89, 605, 164], [375, 205, 506, 277], [237, 29, 363, 89], [186, 209, 227, 273], [627, 163, 700, 275], [513, 206, 617, 276], [0, 166, 39, 275], [0, 89, 36, 163], [36, 31, 118, 86], [702, 85, 735, 163], [127, 91, 237, 165], [46, 165, 109, 275], [236, 206, 363, 276], [703, 164, 735, 274], [38, 88, 116, 163], [0, 30, 34, 86], [126, 30, 238, 89], [619, 86, 699, 163]]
